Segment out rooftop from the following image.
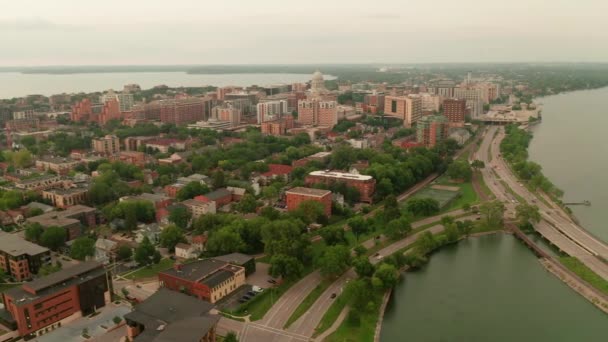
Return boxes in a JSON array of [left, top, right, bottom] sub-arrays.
[[125, 288, 216, 342], [308, 170, 373, 181], [213, 252, 253, 266], [160, 259, 227, 282], [0, 232, 49, 257], [204, 188, 232, 201], [286, 187, 331, 197], [262, 164, 293, 176], [200, 269, 233, 289]]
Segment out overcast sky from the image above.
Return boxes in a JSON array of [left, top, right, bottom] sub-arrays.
[[1, 0, 607, 66]]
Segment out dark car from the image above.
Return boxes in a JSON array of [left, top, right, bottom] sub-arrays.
[[330, 293, 337, 299], [247, 291, 257, 296], [238, 298, 248, 303], [268, 279, 277, 284]]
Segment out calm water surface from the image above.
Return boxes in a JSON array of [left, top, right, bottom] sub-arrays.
[[381, 234, 608, 342], [529, 87, 608, 243]]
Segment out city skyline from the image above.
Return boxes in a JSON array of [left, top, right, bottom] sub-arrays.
[[1, 0, 607, 66]]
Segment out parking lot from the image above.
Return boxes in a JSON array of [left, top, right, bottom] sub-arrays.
[[247, 262, 271, 289]]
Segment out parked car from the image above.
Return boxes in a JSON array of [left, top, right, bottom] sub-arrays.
[[238, 298, 248, 303], [268, 279, 277, 284], [330, 293, 337, 299], [247, 291, 257, 297]]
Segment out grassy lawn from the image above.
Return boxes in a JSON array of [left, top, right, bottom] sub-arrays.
[[284, 279, 332, 329], [559, 256, 608, 296], [313, 292, 348, 337], [442, 182, 478, 212], [324, 292, 383, 342], [123, 258, 175, 280], [475, 171, 494, 199]]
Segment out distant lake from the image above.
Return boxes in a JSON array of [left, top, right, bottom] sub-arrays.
[[0, 72, 335, 99]]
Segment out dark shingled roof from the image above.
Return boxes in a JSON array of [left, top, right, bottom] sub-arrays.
[[125, 288, 217, 342], [204, 188, 232, 201], [152, 316, 220, 342], [159, 259, 227, 282], [200, 270, 233, 289], [213, 252, 254, 266]]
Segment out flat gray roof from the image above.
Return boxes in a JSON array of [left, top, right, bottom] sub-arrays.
[[0, 232, 49, 257], [160, 259, 226, 282], [213, 253, 254, 266], [24, 260, 102, 293]]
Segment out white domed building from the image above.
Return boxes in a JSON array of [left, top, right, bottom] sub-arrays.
[[311, 70, 326, 93]]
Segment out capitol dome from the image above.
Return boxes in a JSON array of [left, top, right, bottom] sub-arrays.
[[312, 70, 324, 81]]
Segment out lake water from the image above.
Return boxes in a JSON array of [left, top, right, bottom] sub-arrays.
[[0, 72, 329, 99], [380, 234, 608, 342], [529, 87, 608, 243]]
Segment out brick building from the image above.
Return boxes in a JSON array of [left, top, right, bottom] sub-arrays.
[[305, 170, 375, 203], [92, 135, 120, 155], [416, 115, 449, 148], [35, 157, 82, 176], [260, 116, 294, 136], [442, 98, 467, 126], [0, 233, 51, 282], [182, 197, 217, 219], [71, 98, 121, 125], [2, 261, 109, 339], [42, 187, 88, 209], [158, 259, 245, 303], [297, 99, 338, 128], [125, 288, 219, 342], [257, 100, 288, 123], [159, 97, 212, 125], [26, 205, 97, 240], [285, 187, 332, 217]]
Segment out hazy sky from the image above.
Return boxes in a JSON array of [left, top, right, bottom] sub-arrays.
[[1, 0, 607, 66]]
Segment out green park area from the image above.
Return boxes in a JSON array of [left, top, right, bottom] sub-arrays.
[[123, 258, 175, 280]]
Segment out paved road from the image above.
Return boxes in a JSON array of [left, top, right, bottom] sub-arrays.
[[217, 317, 310, 342], [260, 270, 322, 329], [479, 126, 608, 280], [287, 269, 356, 336]]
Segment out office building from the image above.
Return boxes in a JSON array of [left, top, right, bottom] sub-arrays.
[[286, 187, 332, 217], [384, 95, 422, 127], [257, 100, 288, 123], [125, 288, 219, 342], [35, 157, 82, 176], [2, 261, 110, 339], [297, 99, 338, 128], [305, 170, 375, 203], [100, 90, 134, 112], [92, 135, 120, 155], [71, 98, 121, 126], [160, 97, 212, 125], [158, 259, 245, 303], [416, 115, 449, 148], [442, 99, 467, 126], [0, 233, 51, 282]]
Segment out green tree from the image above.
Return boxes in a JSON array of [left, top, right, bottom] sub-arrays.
[[471, 160, 485, 170], [347, 216, 368, 242], [318, 245, 351, 279], [292, 200, 326, 225], [353, 256, 375, 278], [479, 200, 505, 227], [446, 160, 472, 181], [168, 205, 192, 230], [159, 225, 186, 252], [515, 203, 541, 227], [38, 261, 62, 276], [235, 194, 259, 213], [406, 198, 440, 217], [25, 223, 44, 243], [212, 170, 226, 189], [27, 207, 44, 218], [372, 263, 400, 290], [70, 237, 96, 261], [224, 332, 239, 342], [39, 226, 67, 251], [415, 231, 438, 255], [269, 254, 303, 280], [385, 217, 412, 240], [117, 245, 133, 260], [319, 225, 347, 246], [134, 236, 160, 266], [206, 227, 245, 255], [176, 182, 210, 201]]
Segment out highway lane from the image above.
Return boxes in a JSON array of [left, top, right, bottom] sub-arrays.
[[260, 270, 322, 329], [287, 269, 356, 337], [480, 126, 608, 281]]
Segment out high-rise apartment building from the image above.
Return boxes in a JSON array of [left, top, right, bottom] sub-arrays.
[[160, 97, 212, 125], [419, 93, 441, 112], [100, 90, 135, 112], [416, 115, 449, 147], [0, 233, 51, 282], [92, 135, 120, 155], [453, 87, 485, 118], [384, 95, 422, 127], [257, 100, 288, 124], [71, 98, 121, 125], [297, 99, 338, 128], [211, 104, 241, 127], [442, 99, 467, 126]]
